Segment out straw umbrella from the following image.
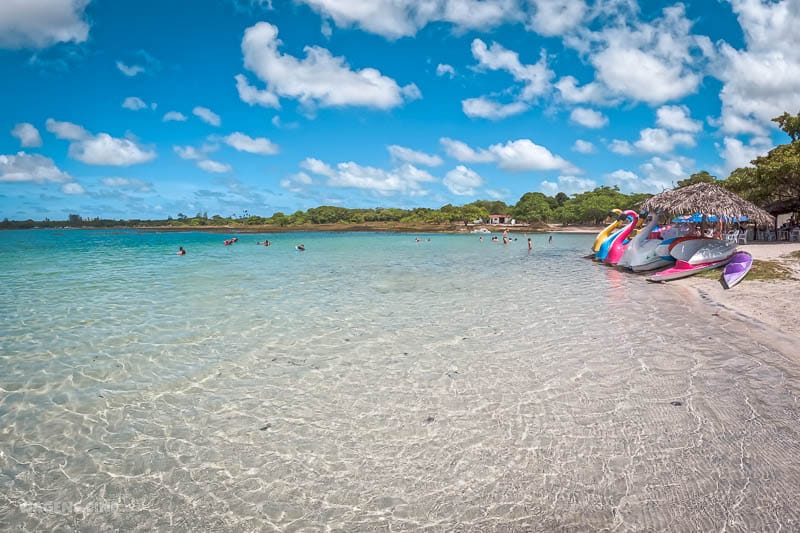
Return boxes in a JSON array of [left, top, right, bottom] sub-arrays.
[[639, 183, 775, 228]]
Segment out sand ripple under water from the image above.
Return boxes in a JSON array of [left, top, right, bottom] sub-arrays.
[[1, 231, 800, 531]]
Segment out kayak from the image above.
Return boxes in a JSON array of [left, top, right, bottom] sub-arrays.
[[647, 257, 732, 282], [722, 251, 753, 289]]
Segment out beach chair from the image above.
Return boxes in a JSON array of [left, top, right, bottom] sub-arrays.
[[736, 229, 747, 244], [725, 230, 738, 244]]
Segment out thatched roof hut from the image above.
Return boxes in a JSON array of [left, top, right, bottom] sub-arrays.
[[639, 183, 775, 226]]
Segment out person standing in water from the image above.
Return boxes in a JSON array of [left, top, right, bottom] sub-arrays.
[[177, 246, 186, 255], [527, 238, 532, 251], [548, 235, 553, 244]]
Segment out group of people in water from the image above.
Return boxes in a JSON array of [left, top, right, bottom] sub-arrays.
[[479, 229, 553, 251], [177, 238, 305, 255]]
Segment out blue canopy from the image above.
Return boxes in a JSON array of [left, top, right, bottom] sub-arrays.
[[672, 213, 749, 223]]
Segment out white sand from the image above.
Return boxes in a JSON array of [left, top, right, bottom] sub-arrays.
[[680, 242, 800, 349]]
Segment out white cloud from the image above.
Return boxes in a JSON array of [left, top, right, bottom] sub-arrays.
[[122, 97, 147, 111], [174, 146, 202, 160], [554, 76, 608, 105], [297, 0, 518, 39], [440, 137, 494, 163], [241, 22, 420, 110], [634, 128, 695, 153], [569, 107, 608, 128], [45, 118, 87, 140], [471, 39, 553, 101], [718, 136, 772, 173], [436, 63, 455, 78], [197, 160, 232, 173], [490, 139, 575, 172], [715, 0, 800, 135], [541, 175, 596, 195], [656, 104, 702, 132], [604, 169, 639, 188], [462, 97, 528, 120], [587, 4, 710, 105], [163, 111, 188, 122], [223, 132, 279, 155], [526, 0, 586, 36], [61, 182, 85, 194], [608, 139, 634, 155], [0, 152, 72, 183], [69, 134, 157, 166], [0, 0, 90, 49], [46, 118, 156, 166], [639, 155, 694, 191], [388, 145, 443, 166], [443, 165, 483, 195], [11, 123, 42, 147], [301, 157, 435, 196], [116, 61, 144, 77], [280, 171, 313, 193], [235, 74, 280, 108], [572, 139, 595, 153], [193, 106, 221, 126]]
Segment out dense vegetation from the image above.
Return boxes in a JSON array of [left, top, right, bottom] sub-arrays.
[[0, 187, 651, 230], [3, 111, 799, 231]]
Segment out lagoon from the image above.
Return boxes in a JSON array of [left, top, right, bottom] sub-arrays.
[[1, 229, 800, 531]]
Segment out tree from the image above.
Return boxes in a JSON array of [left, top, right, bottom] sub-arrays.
[[512, 192, 553, 223], [555, 192, 569, 206], [773, 111, 800, 141], [677, 171, 716, 188]]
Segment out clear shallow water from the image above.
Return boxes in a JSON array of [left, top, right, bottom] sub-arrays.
[[1, 229, 800, 531]]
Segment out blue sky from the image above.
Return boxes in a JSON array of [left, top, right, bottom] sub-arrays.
[[1, 0, 798, 220]]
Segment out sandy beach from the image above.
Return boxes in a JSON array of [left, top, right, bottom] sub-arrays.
[[678, 241, 800, 350]]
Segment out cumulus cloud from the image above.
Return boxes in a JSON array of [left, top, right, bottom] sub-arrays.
[[301, 157, 435, 196], [122, 97, 147, 111], [442, 137, 576, 172], [639, 155, 694, 191], [462, 98, 528, 120], [61, 182, 85, 194], [163, 111, 188, 122], [569, 107, 608, 128], [541, 175, 596, 195], [235, 73, 280, 108], [46, 119, 156, 166], [223, 132, 279, 155], [634, 128, 695, 153], [554, 76, 609, 105], [0, 0, 90, 49], [388, 145, 443, 166], [11, 123, 42, 147], [0, 152, 72, 183], [440, 138, 495, 163], [297, 0, 518, 39], [240, 22, 420, 110], [471, 39, 553, 101], [608, 139, 635, 155], [193, 106, 221, 126], [718, 136, 772, 173], [436, 63, 455, 77], [443, 165, 483, 195], [604, 169, 640, 190], [572, 139, 595, 153], [174, 146, 203, 160], [526, 0, 586, 36], [656, 104, 702, 132], [197, 159, 232, 173], [581, 4, 711, 105], [280, 171, 314, 193], [715, 0, 800, 135]]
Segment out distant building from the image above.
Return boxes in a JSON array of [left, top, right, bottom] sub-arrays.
[[489, 214, 515, 225]]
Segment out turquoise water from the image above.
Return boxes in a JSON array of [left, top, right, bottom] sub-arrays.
[[2, 229, 800, 531]]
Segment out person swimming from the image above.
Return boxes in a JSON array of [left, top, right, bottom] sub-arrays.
[[296, 244, 305, 251], [177, 246, 186, 255]]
